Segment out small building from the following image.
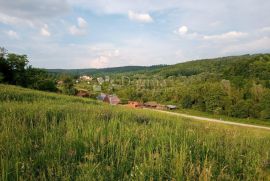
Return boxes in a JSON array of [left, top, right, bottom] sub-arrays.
[[80, 75, 93, 81], [156, 104, 167, 110], [167, 105, 177, 110], [76, 90, 89, 97], [144, 101, 158, 108], [97, 77, 105, 85], [104, 95, 120, 105], [96, 93, 107, 101], [128, 101, 143, 108], [57, 80, 63, 85]]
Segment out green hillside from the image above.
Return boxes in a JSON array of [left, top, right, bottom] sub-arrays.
[[47, 65, 167, 76], [0, 84, 270, 180], [107, 54, 270, 121], [152, 54, 270, 79]]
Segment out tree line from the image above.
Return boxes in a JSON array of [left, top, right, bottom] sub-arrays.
[[0, 47, 57, 92], [114, 54, 270, 120]]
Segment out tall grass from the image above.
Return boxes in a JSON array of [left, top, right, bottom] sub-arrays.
[[0, 84, 270, 180]]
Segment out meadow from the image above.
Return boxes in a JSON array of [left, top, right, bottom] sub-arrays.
[[0, 84, 270, 180]]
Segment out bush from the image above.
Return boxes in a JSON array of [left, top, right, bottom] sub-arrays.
[[35, 79, 57, 92], [230, 100, 250, 118], [261, 109, 270, 120], [0, 74, 4, 83], [181, 95, 193, 108]]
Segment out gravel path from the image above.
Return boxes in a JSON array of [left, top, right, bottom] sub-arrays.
[[148, 109, 270, 131]]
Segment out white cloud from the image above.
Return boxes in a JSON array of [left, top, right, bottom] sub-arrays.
[[222, 36, 270, 54], [40, 24, 51, 36], [6, 30, 19, 39], [210, 21, 221, 27], [176, 27, 248, 41], [128, 11, 153, 23], [175, 26, 200, 39], [78, 17, 87, 28], [2, 0, 270, 69], [69, 26, 85, 35], [90, 56, 109, 68], [203, 31, 248, 41], [178, 26, 188, 35], [0, 0, 70, 20], [69, 17, 88, 35], [260, 27, 270, 33], [0, 12, 35, 27], [68, 0, 179, 14], [89, 48, 120, 68], [0, 13, 20, 25]]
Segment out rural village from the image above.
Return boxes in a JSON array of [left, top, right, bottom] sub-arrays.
[[66, 75, 178, 111]]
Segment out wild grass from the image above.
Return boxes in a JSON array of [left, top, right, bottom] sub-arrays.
[[0, 84, 270, 180], [174, 108, 270, 127]]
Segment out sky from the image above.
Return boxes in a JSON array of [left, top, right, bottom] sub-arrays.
[[0, 0, 270, 69]]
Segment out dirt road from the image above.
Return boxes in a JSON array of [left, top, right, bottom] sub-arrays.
[[147, 109, 270, 131]]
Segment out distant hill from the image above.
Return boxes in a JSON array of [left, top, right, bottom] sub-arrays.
[[47, 54, 270, 81], [145, 54, 270, 80], [47, 65, 167, 76]]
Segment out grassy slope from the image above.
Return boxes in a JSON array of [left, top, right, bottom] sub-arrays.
[[172, 109, 270, 127], [0, 84, 270, 180]]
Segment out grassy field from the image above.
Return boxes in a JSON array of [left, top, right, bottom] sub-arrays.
[[0, 84, 270, 180], [173, 109, 270, 127]]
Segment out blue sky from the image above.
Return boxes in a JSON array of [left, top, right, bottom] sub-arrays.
[[0, 0, 270, 68]]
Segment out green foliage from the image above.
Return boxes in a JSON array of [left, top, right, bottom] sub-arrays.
[[35, 79, 57, 92], [62, 76, 77, 95], [1, 84, 270, 180], [6, 53, 28, 85], [181, 95, 193, 108], [47, 65, 167, 76], [105, 54, 270, 120], [261, 92, 270, 119], [229, 100, 251, 118], [0, 48, 57, 92], [0, 73, 3, 82]]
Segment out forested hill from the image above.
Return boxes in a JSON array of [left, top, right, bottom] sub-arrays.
[[111, 53, 270, 120], [47, 54, 270, 82], [150, 54, 270, 80], [47, 65, 167, 76]]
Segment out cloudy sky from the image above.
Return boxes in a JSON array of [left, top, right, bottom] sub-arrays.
[[0, 0, 270, 68]]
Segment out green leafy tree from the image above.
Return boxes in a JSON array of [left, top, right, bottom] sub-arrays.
[[181, 95, 193, 108], [0, 72, 3, 82], [62, 76, 76, 95], [35, 79, 57, 92], [230, 100, 251, 118], [6, 53, 29, 85], [0, 47, 57, 92], [260, 91, 270, 119]]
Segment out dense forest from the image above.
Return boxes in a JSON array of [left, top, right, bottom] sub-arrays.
[[113, 54, 270, 120]]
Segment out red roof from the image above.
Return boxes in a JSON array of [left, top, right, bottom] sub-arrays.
[[104, 95, 120, 105]]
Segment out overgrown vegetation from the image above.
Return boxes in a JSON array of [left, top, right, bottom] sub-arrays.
[[1, 84, 270, 180], [105, 54, 270, 120], [0, 47, 57, 92]]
